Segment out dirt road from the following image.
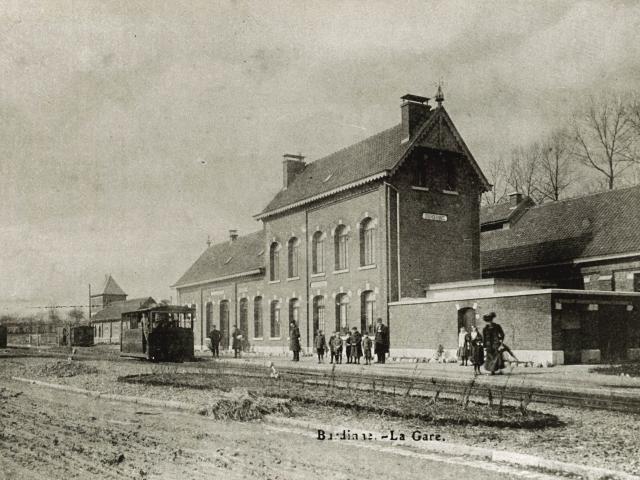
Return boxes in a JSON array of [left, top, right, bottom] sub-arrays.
[[0, 378, 554, 480]]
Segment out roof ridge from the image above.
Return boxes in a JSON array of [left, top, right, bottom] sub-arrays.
[[205, 229, 264, 251], [529, 184, 640, 210]]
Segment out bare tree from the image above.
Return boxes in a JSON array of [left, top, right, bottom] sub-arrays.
[[481, 155, 510, 205], [67, 307, 85, 324], [571, 94, 637, 190], [506, 144, 545, 202], [537, 128, 576, 201]]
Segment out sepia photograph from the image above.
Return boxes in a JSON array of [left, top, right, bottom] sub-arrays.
[[2, 1, 640, 479]]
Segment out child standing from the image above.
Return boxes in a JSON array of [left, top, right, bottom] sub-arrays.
[[362, 333, 373, 365], [314, 330, 327, 363], [332, 332, 343, 364]]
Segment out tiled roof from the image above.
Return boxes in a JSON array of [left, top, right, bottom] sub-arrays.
[[92, 297, 156, 322], [95, 275, 127, 297], [173, 230, 265, 288], [481, 186, 640, 272], [480, 202, 515, 225], [259, 123, 415, 216]]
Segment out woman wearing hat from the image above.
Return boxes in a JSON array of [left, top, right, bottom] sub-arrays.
[[482, 312, 505, 374]]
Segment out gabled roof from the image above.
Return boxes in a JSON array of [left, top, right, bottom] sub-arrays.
[[480, 196, 536, 228], [94, 275, 127, 297], [481, 186, 640, 272], [256, 106, 490, 219], [173, 230, 265, 288], [92, 297, 156, 322]]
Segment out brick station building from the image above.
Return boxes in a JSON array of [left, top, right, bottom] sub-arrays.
[[174, 92, 491, 354], [174, 92, 640, 364]]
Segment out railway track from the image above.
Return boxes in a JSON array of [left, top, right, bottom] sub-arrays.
[[4, 347, 640, 414]]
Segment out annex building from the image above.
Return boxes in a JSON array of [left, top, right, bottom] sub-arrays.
[[174, 93, 640, 364]]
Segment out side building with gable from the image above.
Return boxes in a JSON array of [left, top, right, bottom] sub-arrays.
[[173, 92, 490, 353]]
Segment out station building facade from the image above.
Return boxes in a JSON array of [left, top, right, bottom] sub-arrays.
[[173, 93, 490, 353]]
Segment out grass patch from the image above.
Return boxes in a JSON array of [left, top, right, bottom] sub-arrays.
[[590, 362, 640, 377], [119, 372, 561, 429]]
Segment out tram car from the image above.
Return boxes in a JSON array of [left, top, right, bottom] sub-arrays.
[[120, 305, 195, 362], [0, 324, 7, 348], [70, 325, 94, 347]]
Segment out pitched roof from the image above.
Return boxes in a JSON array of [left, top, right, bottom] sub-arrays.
[[480, 197, 536, 227], [256, 106, 490, 219], [481, 186, 640, 272], [173, 230, 265, 288], [92, 297, 156, 322], [94, 275, 127, 297]]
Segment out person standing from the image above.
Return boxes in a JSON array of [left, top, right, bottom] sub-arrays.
[[469, 325, 484, 375], [374, 318, 389, 364], [331, 332, 343, 364], [482, 312, 505, 375], [458, 326, 471, 366], [345, 329, 352, 364], [231, 326, 242, 358], [350, 327, 362, 364], [208, 325, 221, 358], [362, 333, 373, 366], [314, 330, 327, 363], [289, 321, 301, 362]]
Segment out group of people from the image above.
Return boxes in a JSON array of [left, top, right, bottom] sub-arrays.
[[207, 325, 244, 359], [457, 312, 515, 375], [305, 318, 390, 365]]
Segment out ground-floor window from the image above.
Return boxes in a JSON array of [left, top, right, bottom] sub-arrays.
[[313, 296, 325, 335], [254, 297, 263, 338], [335, 293, 349, 333], [270, 300, 281, 338], [360, 290, 375, 334]]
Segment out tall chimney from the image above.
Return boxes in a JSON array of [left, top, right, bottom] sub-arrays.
[[229, 229, 239, 242], [401, 94, 431, 143], [282, 154, 305, 189], [509, 192, 524, 207]]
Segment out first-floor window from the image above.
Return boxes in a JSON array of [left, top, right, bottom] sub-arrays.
[[254, 296, 263, 338], [270, 300, 281, 338]]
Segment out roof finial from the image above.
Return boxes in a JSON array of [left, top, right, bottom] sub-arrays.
[[435, 80, 444, 107], [206, 235, 212, 248]]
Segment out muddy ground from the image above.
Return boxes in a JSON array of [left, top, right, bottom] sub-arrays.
[[2, 353, 640, 478]]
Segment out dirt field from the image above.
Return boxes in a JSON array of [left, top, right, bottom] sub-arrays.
[[2, 353, 640, 478]]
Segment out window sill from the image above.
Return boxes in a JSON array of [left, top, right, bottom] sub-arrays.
[[411, 186, 430, 192], [287, 276, 300, 282], [359, 264, 377, 271], [333, 269, 350, 275], [442, 189, 459, 196], [310, 272, 325, 278], [268, 280, 281, 284], [253, 337, 263, 341], [269, 337, 281, 340]]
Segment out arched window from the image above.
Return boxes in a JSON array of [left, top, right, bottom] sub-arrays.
[[220, 300, 230, 349], [254, 296, 263, 338], [287, 237, 299, 278], [270, 300, 281, 338], [312, 231, 324, 274], [335, 293, 349, 333], [205, 302, 213, 334], [360, 290, 376, 334], [313, 296, 325, 335], [359, 218, 375, 266], [334, 225, 348, 271], [289, 298, 300, 325], [239, 298, 248, 336], [269, 242, 280, 281]]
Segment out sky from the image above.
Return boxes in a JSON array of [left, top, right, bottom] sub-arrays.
[[1, 0, 639, 315]]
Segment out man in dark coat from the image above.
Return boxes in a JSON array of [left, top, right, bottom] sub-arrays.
[[482, 312, 505, 374], [374, 318, 389, 364], [289, 321, 301, 361], [208, 325, 221, 358], [231, 326, 242, 358]]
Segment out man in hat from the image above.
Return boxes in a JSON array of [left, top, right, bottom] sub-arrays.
[[289, 321, 301, 361], [482, 312, 505, 374], [208, 325, 221, 358], [374, 318, 389, 364]]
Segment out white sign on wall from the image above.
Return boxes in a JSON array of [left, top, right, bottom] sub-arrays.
[[422, 212, 448, 222]]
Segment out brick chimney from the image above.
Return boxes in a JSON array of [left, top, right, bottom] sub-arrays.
[[401, 94, 431, 143], [229, 229, 239, 242], [509, 192, 524, 207], [282, 154, 305, 189]]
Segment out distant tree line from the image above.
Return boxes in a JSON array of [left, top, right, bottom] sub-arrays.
[[482, 92, 640, 205]]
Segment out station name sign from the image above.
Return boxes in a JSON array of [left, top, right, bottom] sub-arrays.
[[422, 212, 448, 222]]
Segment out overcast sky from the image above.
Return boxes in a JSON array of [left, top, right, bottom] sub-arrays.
[[1, 0, 639, 314]]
